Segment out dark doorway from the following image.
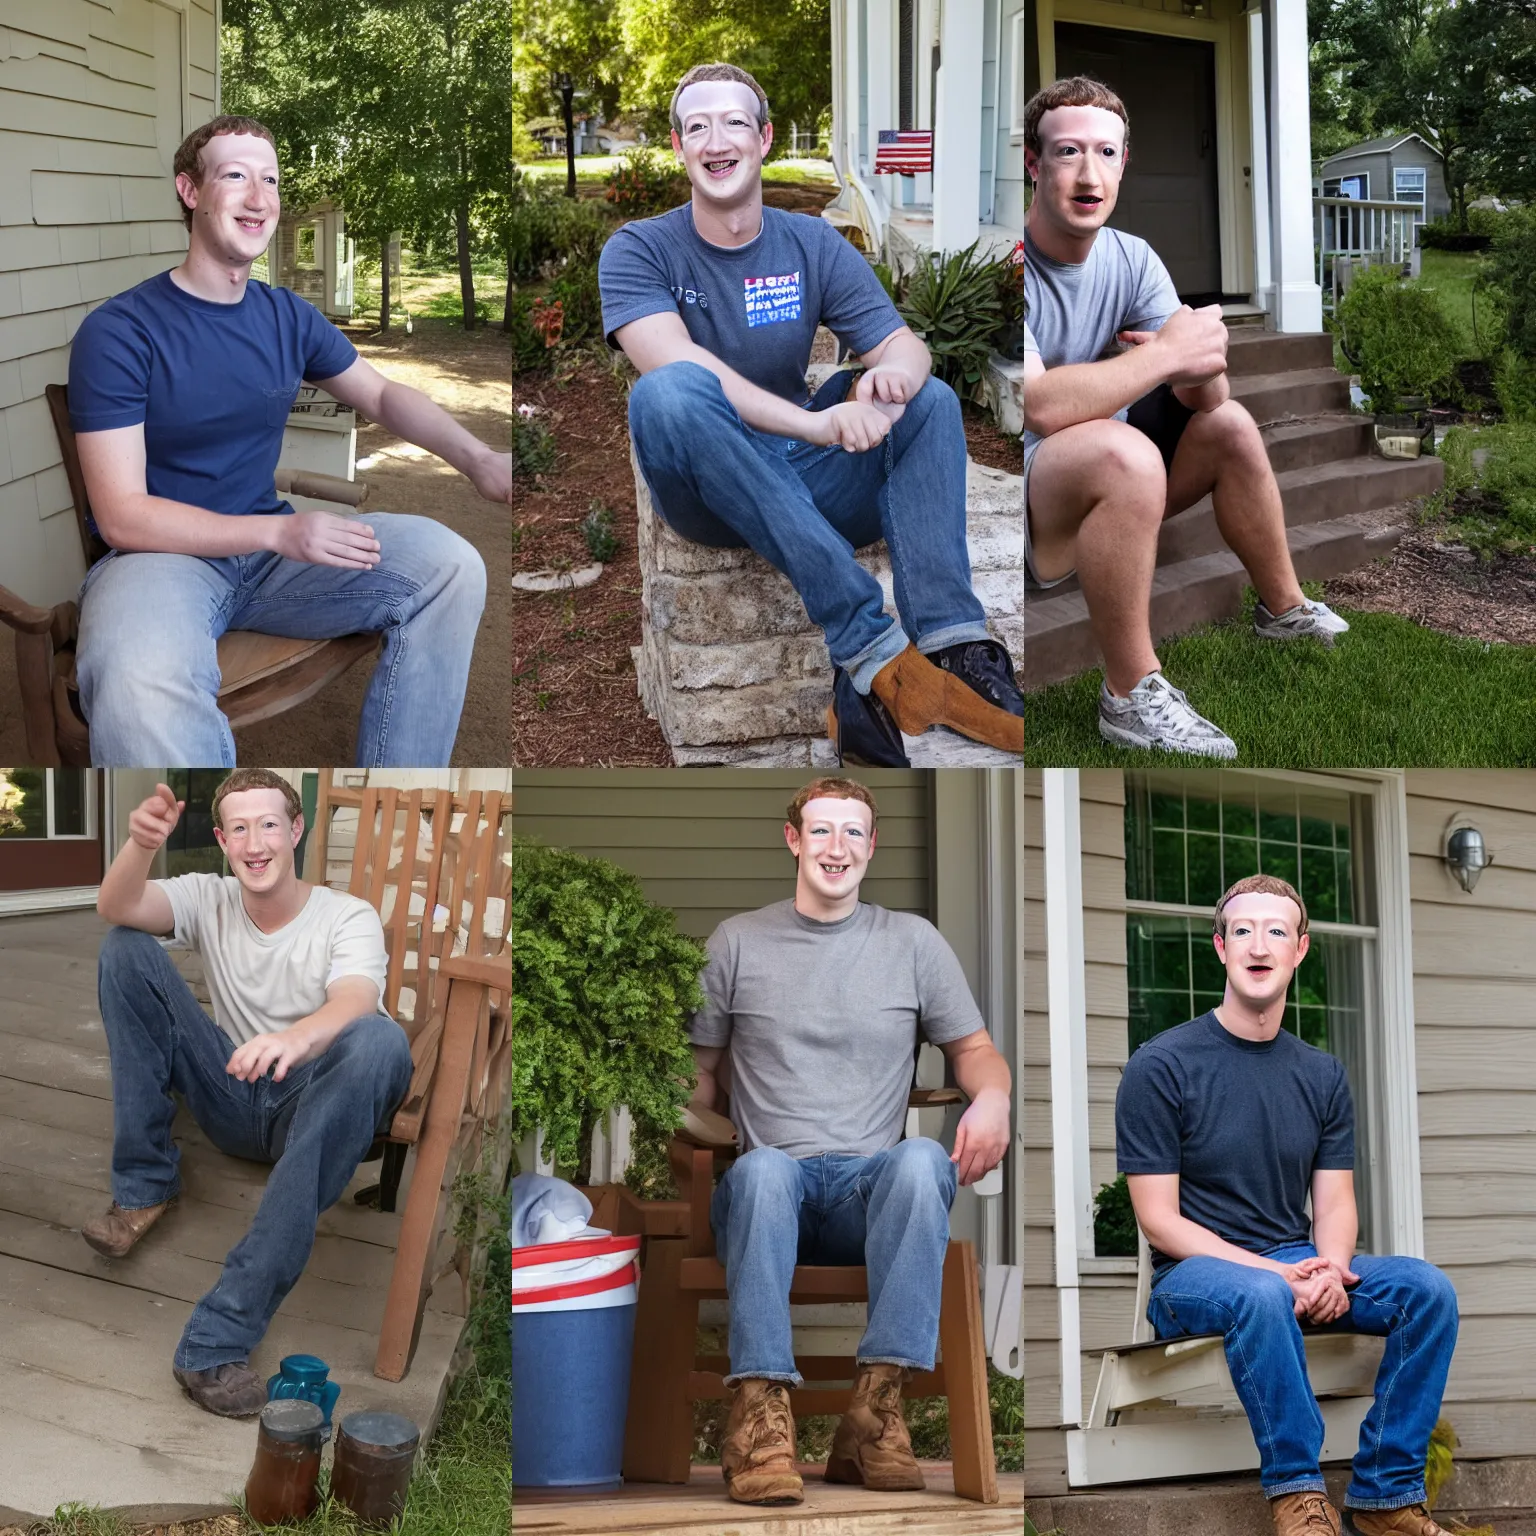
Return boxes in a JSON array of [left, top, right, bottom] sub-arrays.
[[1054, 24, 1222, 298]]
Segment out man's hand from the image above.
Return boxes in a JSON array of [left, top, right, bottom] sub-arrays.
[[1119, 304, 1229, 388], [470, 450, 514, 505], [269, 510, 382, 570], [854, 364, 918, 428], [950, 1087, 1011, 1187], [226, 1027, 315, 1084], [129, 784, 184, 852], [1283, 1255, 1360, 1323], [814, 400, 895, 453]]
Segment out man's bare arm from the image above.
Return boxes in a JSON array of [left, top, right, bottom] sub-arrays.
[[1172, 374, 1231, 413], [689, 1042, 726, 1114]]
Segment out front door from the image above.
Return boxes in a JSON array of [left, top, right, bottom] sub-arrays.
[[1054, 23, 1223, 300]]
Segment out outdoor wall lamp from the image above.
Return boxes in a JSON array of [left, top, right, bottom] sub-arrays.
[[1444, 825, 1491, 893]]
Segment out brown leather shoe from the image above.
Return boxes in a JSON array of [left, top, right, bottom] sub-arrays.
[[720, 1378, 803, 1505], [824, 1362, 926, 1492], [81, 1196, 175, 1258], [870, 644, 1025, 756], [1272, 1492, 1343, 1536], [1345, 1506, 1452, 1536], [172, 1362, 268, 1417]]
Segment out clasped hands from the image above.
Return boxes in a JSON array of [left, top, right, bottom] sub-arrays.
[[814, 363, 921, 453], [1281, 1254, 1361, 1325]]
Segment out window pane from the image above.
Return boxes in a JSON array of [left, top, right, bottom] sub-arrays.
[[1187, 832, 1223, 906], [1152, 828, 1186, 904], [1223, 835, 1259, 884], [1302, 844, 1339, 924], [53, 770, 87, 836], [0, 770, 47, 838]]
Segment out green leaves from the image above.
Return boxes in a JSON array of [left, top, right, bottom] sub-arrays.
[[1335, 266, 1462, 412], [896, 241, 1011, 399]]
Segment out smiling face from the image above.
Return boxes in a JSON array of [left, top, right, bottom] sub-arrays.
[[785, 796, 876, 913], [214, 788, 303, 898], [671, 81, 771, 207], [178, 132, 281, 264], [1213, 892, 1310, 1014], [1027, 104, 1128, 241]]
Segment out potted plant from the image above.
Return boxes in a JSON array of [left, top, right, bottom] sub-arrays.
[[511, 838, 705, 1196]]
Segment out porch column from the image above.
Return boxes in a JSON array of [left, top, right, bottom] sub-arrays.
[[932, 0, 983, 253], [866, 2, 894, 181], [1247, 4, 1274, 313], [1267, 0, 1323, 332]]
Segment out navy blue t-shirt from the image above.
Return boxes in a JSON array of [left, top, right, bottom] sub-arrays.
[[598, 204, 903, 404], [1116, 1011, 1355, 1275], [68, 271, 358, 539]]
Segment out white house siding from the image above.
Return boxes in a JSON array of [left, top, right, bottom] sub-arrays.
[[1, 0, 217, 609], [993, 0, 1026, 232], [1408, 770, 1536, 1461], [1024, 769, 1130, 1489]]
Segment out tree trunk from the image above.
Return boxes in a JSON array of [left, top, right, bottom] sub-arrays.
[[561, 83, 577, 200], [503, 252, 514, 333], [379, 234, 391, 333], [457, 197, 476, 332]]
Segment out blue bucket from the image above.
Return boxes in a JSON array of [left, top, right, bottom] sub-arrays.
[[512, 1240, 640, 1490]]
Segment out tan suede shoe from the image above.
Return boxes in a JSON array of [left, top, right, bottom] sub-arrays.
[[824, 1362, 926, 1492], [1345, 1506, 1453, 1536], [81, 1196, 175, 1258], [1272, 1491, 1342, 1536], [870, 644, 1025, 755], [720, 1378, 803, 1505]]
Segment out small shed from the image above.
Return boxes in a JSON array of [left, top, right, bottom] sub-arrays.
[[1319, 132, 1451, 225], [269, 197, 354, 320]]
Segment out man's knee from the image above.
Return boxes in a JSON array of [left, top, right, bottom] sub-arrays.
[[1192, 397, 1267, 463], [1048, 419, 1167, 515], [99, 925, 168, 984], [1399, 1257, 1459, 1321], [332, 1013, 412, 1091], [629, 360, 725, 441], [886, 1136, 954, 1188], [731, 1145, 800, 1196], [1231, 1268, 1296, 1323], [906, 374, 961, 425]]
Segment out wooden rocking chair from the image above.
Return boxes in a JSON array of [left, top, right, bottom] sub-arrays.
[[619, 1081, 1001, 1504], [0, 383, 378, 765], [304, 781, 511, 1381]]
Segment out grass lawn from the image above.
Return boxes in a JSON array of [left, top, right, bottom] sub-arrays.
[[1023, 593, 1536, 767], [1417, 247, 1490, 360], [517, 154, 835, 185]]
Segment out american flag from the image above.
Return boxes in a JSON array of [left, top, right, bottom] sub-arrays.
[[873, 129, 933, 174]]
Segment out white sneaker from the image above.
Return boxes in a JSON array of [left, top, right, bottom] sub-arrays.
[[1254, 598, 1350, 646], [1098, 672, 1238, 760]]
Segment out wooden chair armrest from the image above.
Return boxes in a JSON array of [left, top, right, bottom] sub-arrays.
[[275, 467, 370, 507], [438, 953, 510, 991], [678, 1103, 739, 1149], [908, 1087, 965, 1107], [0, 583, 60, 635]]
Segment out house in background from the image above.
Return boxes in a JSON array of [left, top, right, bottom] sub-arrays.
[[513, 767, 1024, 1383], [1024, 767, 1536, 1523], [269, 198, 354, 321], [1319, 131, 1451, 228]]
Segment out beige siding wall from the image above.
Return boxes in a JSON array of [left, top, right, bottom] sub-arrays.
[[1408, 770, 1536, 1459], [2, 0, 217, 607], [1023, 769, 1130, 1488]]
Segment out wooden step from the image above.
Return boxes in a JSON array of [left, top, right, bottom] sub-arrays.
[[1022, 515, 1407, 691], [1231, 366, 1351, 420], [1225, 327, 1335, 376]]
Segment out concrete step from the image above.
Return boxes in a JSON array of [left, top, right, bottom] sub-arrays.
[[1225, 327, 1336, 377], [1022, 514, 1406, 691], [1231, 366, 1351, 420], [1262, 414, 1374, 474]]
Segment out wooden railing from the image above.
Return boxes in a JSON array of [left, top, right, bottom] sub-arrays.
[[1314, 196, 1423, 314]]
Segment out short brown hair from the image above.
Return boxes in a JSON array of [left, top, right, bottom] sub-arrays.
[[1023, 76, 1129, 159], [1214, 875, 1309, 939], [786, 777, 879, 834], [212, 769, 302, 830], [174, 115, 278, 229], [670, 63, 771, 136]]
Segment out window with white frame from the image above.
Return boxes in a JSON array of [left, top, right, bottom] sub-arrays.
[[1123, 770, 1381, 1251], [1393, 166, 1427, 221], [1010, 11, 1025, 138], [0, 769, 94, 840], [1323, 172, 1369, 201]]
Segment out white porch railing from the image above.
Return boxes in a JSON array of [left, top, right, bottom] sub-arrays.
[[1314, 197, 1423, 315]]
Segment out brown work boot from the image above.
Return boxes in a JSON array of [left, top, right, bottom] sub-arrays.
[[171, 1362, 268, 1418], [870, 644, 1025, 756], [824, 1362, 926, 1492], [1344, 1507, 1453, 1536], [720, 1378, 803, 1505], [1271, 1492, 1342, 1536], [81, 1196, 175, 1258]]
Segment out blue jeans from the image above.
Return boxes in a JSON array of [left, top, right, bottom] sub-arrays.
[[1149, 1244, 1459, 1509], [97, 928, 414, 1371], [628, 362, 990, 693], [709, 1139, 958, 1386], [76, 511, 486, 766]]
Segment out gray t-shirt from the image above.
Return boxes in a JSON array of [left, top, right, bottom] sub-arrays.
[[688, 899, 986, 1158], [599, 204, 903, 404], [1023, 226, 1180, 464]]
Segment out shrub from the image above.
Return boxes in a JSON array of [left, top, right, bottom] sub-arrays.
[[1418, 205, 1504, 251], [1481, 206, 1536, 370], [1335, 266, 1463, 412], [898, 241, 1009, 397], [581, 499, 619, 561], [511, 177, 610, 280], [606, 144, 689, 217], [512, 409, 556, 480], [546, 257, 603, 347], [509, 294, 552, 375], [511, 838, 704, 1180], [1436, 421, 1536, 554], [1093, 1173, 1138, 1257]]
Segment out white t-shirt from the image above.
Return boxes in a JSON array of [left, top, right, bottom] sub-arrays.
[[157, 874, 388, 1046]]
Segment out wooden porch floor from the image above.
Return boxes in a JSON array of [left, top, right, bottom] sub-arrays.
[[514, 1464, 1024, 1535], [0, 910, 465, 1522]]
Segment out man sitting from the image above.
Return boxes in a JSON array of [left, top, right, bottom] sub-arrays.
[[85, 769, 411, 1417], [1117, 875, 1458, 1536], [599, 62, 1024, 767], [688, 776, 1012, 1504], [1021, 77, 1349, 759]]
